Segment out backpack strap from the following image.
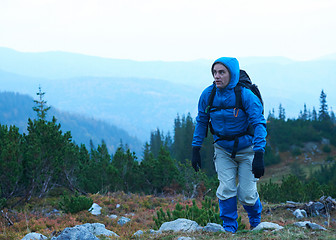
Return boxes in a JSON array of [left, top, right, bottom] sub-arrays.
[[234, 84, 244, 112], [205, 82, 216, 115], [205, 83, 216, 137]]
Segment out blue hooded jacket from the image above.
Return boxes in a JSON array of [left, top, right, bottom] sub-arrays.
[[192, 57, 267, 152]]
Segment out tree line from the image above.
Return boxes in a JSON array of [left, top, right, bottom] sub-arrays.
[[0, 89, 335, 208]]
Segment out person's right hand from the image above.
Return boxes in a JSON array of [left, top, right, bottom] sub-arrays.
[[252, 151, 264, 178], [192, 147, 201, 172]]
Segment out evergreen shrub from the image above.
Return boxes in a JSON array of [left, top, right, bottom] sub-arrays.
[[291, 147, 302, 156], [58, 193, 93, 214], [153, 196, 245, 230], [322, 144, 331, 153]]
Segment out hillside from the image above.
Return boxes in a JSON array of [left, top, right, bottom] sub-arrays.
[[1, 47, 336, 141], [0, 91, 143, 156], [1, 192, 335, 239]]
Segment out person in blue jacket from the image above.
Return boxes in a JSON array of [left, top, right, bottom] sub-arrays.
[[192, 57, 267, 233]]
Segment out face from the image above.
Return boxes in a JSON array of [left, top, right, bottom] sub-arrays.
[[212, 63, 230, 89]]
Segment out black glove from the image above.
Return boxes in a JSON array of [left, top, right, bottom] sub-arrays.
[[252, 151, 264, 178], [192, 146, 201, 172]]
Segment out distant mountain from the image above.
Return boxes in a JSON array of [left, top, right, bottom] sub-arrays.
[[1, 47, 335, 142], [0, 69, 200, 141], [0, 92, 143, 157]]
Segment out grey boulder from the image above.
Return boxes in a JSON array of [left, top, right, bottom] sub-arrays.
[[159, 218, 200, 232]]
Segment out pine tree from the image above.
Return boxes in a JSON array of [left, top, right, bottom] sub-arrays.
[[330, 108, 336, 123], [312, 107, 318, 121], [299, 103, 308, 120], [278, 104, 286, 120], [318, 89, 330, 121], [33, 86, 51, 120]]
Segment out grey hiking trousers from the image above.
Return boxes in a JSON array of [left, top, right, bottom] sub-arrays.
[[214, 143, 259, 206]]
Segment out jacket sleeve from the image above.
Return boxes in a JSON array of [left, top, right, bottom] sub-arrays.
[[242, 88, 267, 152], [192, 90, 210, 147]]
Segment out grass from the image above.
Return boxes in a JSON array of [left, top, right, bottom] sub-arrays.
[[1, 147, 336, 239], [1, 191, 336, 240]]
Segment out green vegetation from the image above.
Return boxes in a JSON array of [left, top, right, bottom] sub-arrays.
[[58, 192, 93, 214], [153, 196, 246, 231], [0, 88, 335, 209], [1, 88, 336, 239]]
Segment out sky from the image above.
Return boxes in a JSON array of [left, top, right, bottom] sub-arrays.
[[1, 0, 336, 61]]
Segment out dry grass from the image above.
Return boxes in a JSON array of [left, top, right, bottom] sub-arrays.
[[1, 191, 336, 240]]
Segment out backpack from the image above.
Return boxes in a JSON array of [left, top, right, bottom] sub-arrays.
[[205, 70, 264, 158]]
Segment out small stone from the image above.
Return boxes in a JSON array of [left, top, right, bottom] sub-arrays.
[[294, 221, 311, 228], [306, 222, 327, 231], [202, 223, 225, 232], [159, 218, 199, 232], [108, 214, 118, 219], [88, 203, 102, 216], [293, 209, 305, 219], [252, 222, 284, 231], [117, 217, 131, 226], [133, 230, 144, 237], [21, 232, 47, 240]]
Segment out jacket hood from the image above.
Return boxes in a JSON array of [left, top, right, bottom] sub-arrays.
[[211, 57, 240, 90]]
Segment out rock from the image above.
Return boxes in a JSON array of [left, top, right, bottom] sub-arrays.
[[326, 196, 336, 205], [286, 201, 300, 205], [149, 229, 161, 235], [306, 222, 327, 230], [294, 221, 311, 228], [293, 209, 307, 219], [51, 226, 99, 240], [202, 223, 225, 232], [88, 203, 102, 216], [314, 202, 324, 211], [116, 204, 121, 208], [108, 214, 118, 219], [159, 218, 200, 232], [321, 138, 330, 145], [82, 223, 119, 237], [305, 201, 327, 216], [21, 232, 47, 240], [252, 222, 284, 231], [51, 223, 119, 239], [133, 230, 144, 237], [117, 216, 131, 226], [294, 221, 327, 230]]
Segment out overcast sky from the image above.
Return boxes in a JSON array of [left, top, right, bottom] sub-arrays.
[[1, 0, 335, 61]]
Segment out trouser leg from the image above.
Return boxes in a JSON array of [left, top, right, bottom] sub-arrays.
[[236, 146, 259, 205], [214, 144, 239, 233], [243, 198, 262, 229], [219, 197, 238, 233], [235, 146, 262, 228]]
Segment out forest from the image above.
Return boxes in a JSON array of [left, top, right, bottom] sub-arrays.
[[0, 89, 335, 210]]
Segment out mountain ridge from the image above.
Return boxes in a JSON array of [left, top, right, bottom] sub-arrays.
[[1, 47, 335, 141]]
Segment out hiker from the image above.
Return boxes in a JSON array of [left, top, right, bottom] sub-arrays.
[[191, 57, 267, 233]]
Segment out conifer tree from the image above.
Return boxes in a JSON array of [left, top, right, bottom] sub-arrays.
[[312, 107, 318, 121], [318, 89, 329, 121], [278, 104, 286, 120], [0, 125, 23, 198], [150, 129, 164, 158], [33, 85, 51, 120], [330, 108, 336, 123]]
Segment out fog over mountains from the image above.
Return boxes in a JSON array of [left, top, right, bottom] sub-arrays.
[[1, 47, 335, 143]]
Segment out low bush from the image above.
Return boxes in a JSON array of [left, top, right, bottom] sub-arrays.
[[153, 196, 245, 230], [58, 193, 93, 214]]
